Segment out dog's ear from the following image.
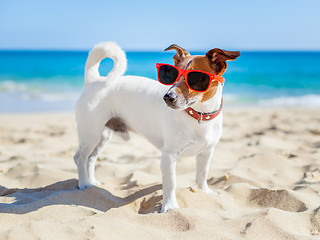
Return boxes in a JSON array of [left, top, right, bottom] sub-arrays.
[[165, 44, 191, 66], [206, 48, 240, 75]]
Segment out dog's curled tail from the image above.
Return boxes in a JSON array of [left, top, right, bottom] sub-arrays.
[[84, 42, 127, 88]]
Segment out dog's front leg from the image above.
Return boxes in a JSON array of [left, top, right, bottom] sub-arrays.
[[196, 149, 217, 196], [160, 151, 179, 213]]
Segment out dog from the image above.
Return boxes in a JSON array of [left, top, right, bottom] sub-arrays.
[[74, 42, 240, 212]]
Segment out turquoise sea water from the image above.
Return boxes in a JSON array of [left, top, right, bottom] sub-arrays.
[[0, 50, 320, 112]]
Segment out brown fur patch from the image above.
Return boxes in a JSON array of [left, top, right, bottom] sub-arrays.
[[106, 117, 128, 133], [201, 81, 219, 102]]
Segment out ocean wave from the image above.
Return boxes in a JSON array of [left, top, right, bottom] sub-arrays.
[[0, 80, 80, 102], [258, 94, 320, 107], [0, 80, 29, 92]]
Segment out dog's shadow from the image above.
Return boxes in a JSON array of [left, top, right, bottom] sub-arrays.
[[0, 179, 162, 214]]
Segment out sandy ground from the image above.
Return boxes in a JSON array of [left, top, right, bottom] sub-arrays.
[[0, 108, 320, 240]]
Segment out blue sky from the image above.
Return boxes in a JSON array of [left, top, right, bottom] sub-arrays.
[[1, 0, 320, 51]]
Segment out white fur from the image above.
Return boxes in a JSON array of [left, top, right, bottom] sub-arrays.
[[74, 42, 223, 213]]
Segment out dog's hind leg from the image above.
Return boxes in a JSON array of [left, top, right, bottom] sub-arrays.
[[75, 123, 105, 189], [196, 149, 217, 196], [87, 128, 113, 185]]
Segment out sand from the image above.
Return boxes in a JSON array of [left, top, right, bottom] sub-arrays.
[[0, 108, 320, 240]]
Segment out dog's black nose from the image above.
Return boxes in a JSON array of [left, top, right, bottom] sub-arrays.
[[163, 93, 176, 105]]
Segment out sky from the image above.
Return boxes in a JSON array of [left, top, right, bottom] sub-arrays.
[[1, 0, 320, 51]]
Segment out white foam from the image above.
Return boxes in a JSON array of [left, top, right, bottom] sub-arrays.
[[258, 94, 320, 107], [41, 93, 79, 102], [223, 93, 238, 101], [0, 80, 28, 92], [0, 80, 80, 102]]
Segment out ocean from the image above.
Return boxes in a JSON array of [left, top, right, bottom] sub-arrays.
[[0, 50, 320, 112]]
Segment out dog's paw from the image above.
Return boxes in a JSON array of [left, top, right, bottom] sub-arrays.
[[94, 180, 101, 186], [160, 202, 180, 213], [202, 187, 218, 196], [88, 178, 101, 186], [205, 189, 218, 196], [78, 181, 94, 190]]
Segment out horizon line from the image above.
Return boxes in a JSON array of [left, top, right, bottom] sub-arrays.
[[1, 48, 320, 53]]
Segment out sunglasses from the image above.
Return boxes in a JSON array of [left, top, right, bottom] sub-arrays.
[[156, 63, 224, 92]]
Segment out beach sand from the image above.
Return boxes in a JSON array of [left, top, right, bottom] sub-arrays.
[[0, 108, 320, 240]]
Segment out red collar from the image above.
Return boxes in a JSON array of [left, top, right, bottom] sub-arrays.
[[184, 98, 223, 122]]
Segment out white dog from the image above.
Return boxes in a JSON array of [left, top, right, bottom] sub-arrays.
[[74, 42, 240, 212]]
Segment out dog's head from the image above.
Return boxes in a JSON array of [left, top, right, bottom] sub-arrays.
[[162, 44, 240, 110]]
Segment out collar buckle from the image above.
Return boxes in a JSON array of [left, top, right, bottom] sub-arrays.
[[198, 112, 203, 123]]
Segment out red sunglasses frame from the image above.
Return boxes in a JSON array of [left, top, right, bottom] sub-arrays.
[[156, 63, 225, 92]]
